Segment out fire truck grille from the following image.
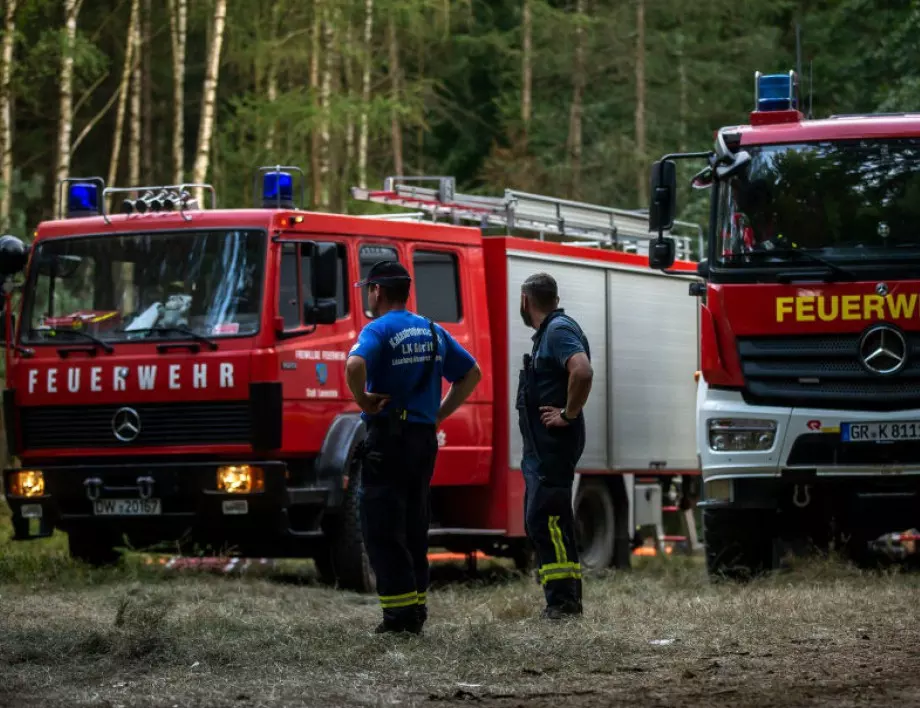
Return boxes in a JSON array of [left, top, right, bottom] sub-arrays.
[[20, 401, 252, 449], [788, 433, 920, 466], [737, 334, 920, 411]]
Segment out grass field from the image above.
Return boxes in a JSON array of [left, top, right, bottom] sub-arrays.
[[3, 507, 920, 707]]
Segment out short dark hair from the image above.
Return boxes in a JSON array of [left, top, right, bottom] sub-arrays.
[[522, 272, 558, 311], [359, 260, 412, 304], [378, 280, 410, 304]]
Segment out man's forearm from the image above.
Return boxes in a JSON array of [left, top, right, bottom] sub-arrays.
[[345, 357, 368, 405], [437, 365, 482, 423], [564, 370, 593, 417]]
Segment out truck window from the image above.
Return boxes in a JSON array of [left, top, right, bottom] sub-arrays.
[[413, 250, 461, 323], [280, 241, 349, 332], [359, 244, 399, 317]]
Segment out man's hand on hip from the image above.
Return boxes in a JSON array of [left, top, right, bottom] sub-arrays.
[[539, 406, 570, 428], [358, 392, 391, 415]]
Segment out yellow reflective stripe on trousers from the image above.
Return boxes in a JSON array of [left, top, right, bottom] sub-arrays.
[[417, 592, 427, 605], [541, 569, 582, 585], [379, 591, 418, 609], [548, 515, 568, 564], [538, 561, 582, 585]]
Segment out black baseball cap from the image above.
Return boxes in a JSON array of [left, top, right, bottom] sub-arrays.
[[355, 260, 412, 287]]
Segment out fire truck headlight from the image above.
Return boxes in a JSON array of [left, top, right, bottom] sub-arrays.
[[9, 470, 45, 498], [708, 419, 777, 452], [217, 465, 265, 494]]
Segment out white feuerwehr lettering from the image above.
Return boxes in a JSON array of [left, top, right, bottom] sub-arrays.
[[25, 362, 238, 395]]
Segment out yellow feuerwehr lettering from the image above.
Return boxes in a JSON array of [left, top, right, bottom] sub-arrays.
[[863, 294, 885, 320], [886, 293, 917, 319], [817, 296, 838, 321], [841, 295, 860, 320], [776, 297, 795, 322], [795, 296, 815, 322]]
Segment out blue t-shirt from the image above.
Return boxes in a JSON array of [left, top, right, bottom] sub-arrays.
[[348, 309, 476, 425]]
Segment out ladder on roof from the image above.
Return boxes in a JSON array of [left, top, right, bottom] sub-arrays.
[[350, 176, 702, 261]]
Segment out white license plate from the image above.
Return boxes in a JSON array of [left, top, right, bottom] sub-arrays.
[[841, 422, 920, 443], [93, 498, 162, 516]]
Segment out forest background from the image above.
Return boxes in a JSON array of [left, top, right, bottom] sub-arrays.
[[0, 0, 914, 244]]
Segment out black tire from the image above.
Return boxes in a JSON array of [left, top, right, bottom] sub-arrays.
[[511, 540, 537, 576], [319, 452, 376, 594], [574, 479, 616, 571], [67, 528, 122, 567], [703, 508, 778, 582]]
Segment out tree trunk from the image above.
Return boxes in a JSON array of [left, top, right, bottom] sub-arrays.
[[343, 19, 355, 198], [168, 0, 187, 185], [192, 0, 227, 206], [141, 0, 152, 179], [388, 15, 403, 176], [521, 0, 532, 144], [310, 0, 322, 206], [129, 9, 142, 186], [358, 0, 374, 189], [107, 0, 139, 206], [53, 0, 83, 219], [677, 31, 687, 153], [567, 0, 585, 200], [0, 0, 18, 231], [264, 0, 282, 155], [635, 0, 647, 206], [319, 5, 335, 211]]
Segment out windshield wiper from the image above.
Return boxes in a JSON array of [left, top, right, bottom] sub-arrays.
[[43, 328, 115, 353], [744, 248, 859, 281], [127, 326, 219, 351]]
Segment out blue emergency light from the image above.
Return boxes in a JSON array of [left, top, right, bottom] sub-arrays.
[[67, 182, 100, 218], [755, 71, 797, 112], [262, 170, 294, 209]]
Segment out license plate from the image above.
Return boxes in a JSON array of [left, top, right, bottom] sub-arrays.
[[841, 421, 920, 443], [93, 498, 162, 516]]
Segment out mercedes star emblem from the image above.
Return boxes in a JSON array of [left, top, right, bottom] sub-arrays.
[[876, 282, 889, 296], [859, 325, 908, 376], [111, 407, 142, 442]]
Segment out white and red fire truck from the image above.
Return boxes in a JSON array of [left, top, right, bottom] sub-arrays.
[[647, 69, 920, 578], [0, 168, 701, 590]]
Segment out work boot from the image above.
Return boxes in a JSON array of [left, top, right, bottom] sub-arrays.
[[540, 601, 583, 621], [374, 617, 423, 635]]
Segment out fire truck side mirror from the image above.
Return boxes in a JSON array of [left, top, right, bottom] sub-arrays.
[[311, 242, 338, 300], [649, 237, 676, 270], [715, 150, 752, 180], [0, 235, 28, 277], [304, 298, 338, 326], [648, 160, 677, 233]]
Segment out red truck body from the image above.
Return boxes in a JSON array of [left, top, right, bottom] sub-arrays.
[[2, 174, 700, 589]]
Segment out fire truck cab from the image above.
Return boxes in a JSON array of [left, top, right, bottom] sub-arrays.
[[1, 168, 702, 589], [648, 70, 920, 578]]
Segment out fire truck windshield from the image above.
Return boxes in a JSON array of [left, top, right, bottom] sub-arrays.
[[716, 138, 920, 269], [21, 229, 265, 344]]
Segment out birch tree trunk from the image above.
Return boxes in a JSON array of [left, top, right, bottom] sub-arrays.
[[343, 20, 355, 194], [129, 11, 142, 186], [264, 0, 282, 154], [168, 0, 187, 185], [567, 0, 585, 200], [521, 0, 532, 144], [107, 0, 139, 202], [677, 32, 687, 153], [318, 5, 335, 210], [388, 15, 404, 176], [53, 0, 83, 219], [309, 0, 322, 206], [0, 0, 18, 231], [635, 0, 647, 206], [192, 0, 227, 206], [357, 0, 374, 189]]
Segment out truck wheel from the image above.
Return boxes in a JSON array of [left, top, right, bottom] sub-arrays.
[[511, 540, 536, 576], [703, 508, 778, 581], [67, 528, 122, 567], [319, 455, 376, 594], [574, 479, 615, 571]]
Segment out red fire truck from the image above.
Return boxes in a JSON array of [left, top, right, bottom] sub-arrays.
[[647, 69, 920, 578], [1, 168, 701, 591]]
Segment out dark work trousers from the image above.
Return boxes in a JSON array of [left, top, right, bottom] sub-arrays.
[[522, 452, 583, 612], [359, 418, 438, 629]]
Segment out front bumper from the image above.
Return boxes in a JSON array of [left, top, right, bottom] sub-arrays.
[[698, 383, 920, 510], [3, 460, 336, 549]]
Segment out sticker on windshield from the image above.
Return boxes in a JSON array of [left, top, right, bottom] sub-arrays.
[[211, 323, 240, 335]]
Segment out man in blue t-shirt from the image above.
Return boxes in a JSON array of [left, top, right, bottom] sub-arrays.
[[515, 272, 594, 620], [345, 260, 481, 635]]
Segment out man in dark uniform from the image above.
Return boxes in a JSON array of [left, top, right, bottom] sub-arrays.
[[515, 272, 594, 620], [345, 260, 482, 635]]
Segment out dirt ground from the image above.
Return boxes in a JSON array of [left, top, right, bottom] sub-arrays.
[[3, 519, 920, 708]]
